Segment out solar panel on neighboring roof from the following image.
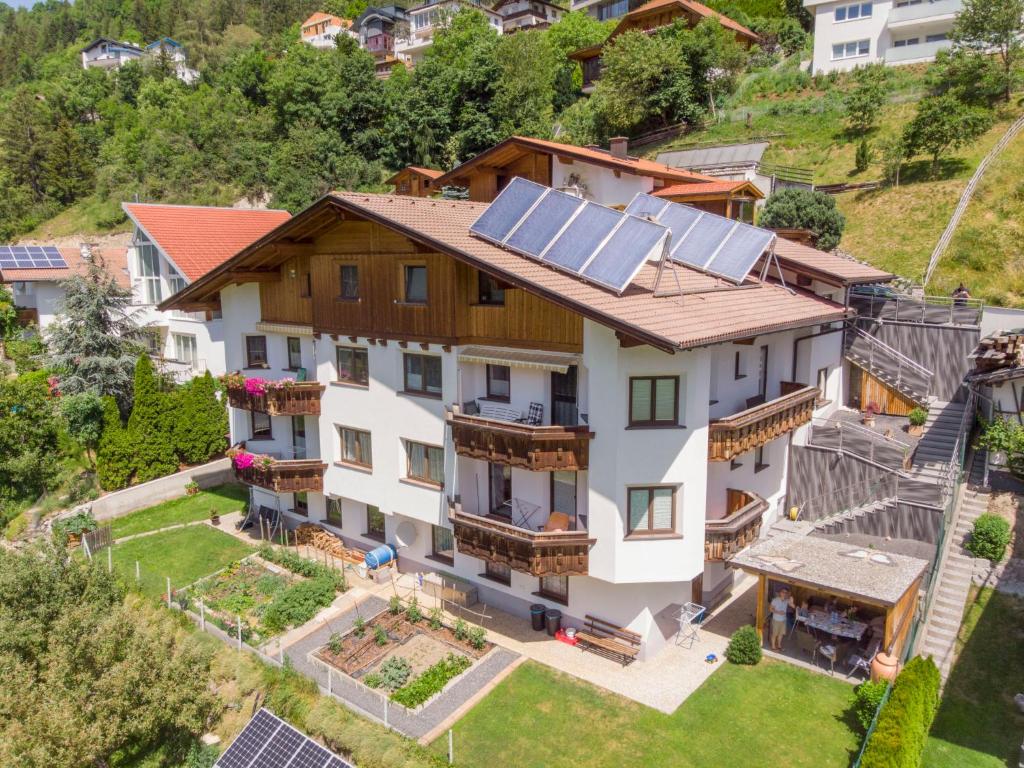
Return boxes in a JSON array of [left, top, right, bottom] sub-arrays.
[[626, 193, 775, 284], [215, 708, 354, 768], [470, 177, 669, 295], [0, 245, 68, 270]]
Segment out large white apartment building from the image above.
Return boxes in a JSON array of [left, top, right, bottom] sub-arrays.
[[805, 0, 960, 73], [163, 185, 891, 659]]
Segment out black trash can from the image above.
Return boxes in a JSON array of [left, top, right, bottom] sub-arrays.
[[545, 608, 562, 637], [530, 604, 546, 632]]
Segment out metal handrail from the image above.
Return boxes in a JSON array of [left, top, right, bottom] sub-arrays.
[[851, 292, 984, 325], [847, 326, 933, 377], [785, 476, 897, 522], [809, 416, 912, 472]]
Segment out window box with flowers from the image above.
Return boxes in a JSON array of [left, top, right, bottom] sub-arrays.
[[222, 373, 325, 416]]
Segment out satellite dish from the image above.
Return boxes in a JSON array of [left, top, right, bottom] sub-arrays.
[[394, 520, 418, 549]]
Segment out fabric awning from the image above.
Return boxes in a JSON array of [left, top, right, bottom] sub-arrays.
[[254, 322, 314, 336], [457, 345, 580, 374]]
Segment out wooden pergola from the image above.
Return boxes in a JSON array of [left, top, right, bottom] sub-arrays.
[[729, 534, 927, 659]]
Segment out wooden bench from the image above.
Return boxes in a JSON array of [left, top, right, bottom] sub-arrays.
[[479, 403, 523, 422], [575, 615, 642, 665]]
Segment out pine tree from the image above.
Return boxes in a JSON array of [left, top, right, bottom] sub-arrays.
[[173, 372, 228, 465], [96, 396, 133, 490], [126, 356, 179, 483]]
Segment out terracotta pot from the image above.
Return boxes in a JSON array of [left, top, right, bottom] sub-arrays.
[[210, 516, 221, 526], [871, 651, 900, 683], [908, 424, 924, 437]]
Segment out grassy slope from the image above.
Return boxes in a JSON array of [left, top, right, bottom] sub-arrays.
[[109, 483, 248, 539], [431, 660, 860, 768], [110, 524, 253, 598], [924, 587, 1024, 768]]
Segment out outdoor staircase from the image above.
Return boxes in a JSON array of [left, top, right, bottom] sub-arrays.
[[844, 326, 933, 406], [811, 497, 897, 535], [909, 400, 967, 486], [916, 455, 988, 681]]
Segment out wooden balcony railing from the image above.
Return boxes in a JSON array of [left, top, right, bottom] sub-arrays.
[[226, 382, 325, 416], [234, 459, 327, 494], [708, 384, 818, 461], [705, 489, 768, 562], [447, 410, 595, 471], [448, 502, 594, 577]]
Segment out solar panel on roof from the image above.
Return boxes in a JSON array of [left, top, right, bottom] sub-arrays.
[[215, 708, 354, 768], [0, 245, 68, 270], [673, 215, 736, 270], [581, 216, 666, 293], [505, 188, 584, 258], [468, 177, 547, 243], [624, 195, 668, 219], [542, 202, 621, 272], [705, 223, 775, 283]]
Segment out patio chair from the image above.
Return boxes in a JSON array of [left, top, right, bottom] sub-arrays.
[[509, 497, 542, 529], [542, 511, 571, 532], [847, 640, 880, 679], [520, 402, 544, 426], [793, 627, 819, 660]]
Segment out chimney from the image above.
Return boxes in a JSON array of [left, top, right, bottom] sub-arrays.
[[609, 136, 628, 159]]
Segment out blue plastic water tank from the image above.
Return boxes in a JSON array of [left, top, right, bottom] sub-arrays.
[[365, 544, 396, 569]]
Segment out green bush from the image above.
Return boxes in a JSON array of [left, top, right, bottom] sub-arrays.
[[366, 656, 412, 692], [454, 618, 468, 641], [861, 656, 940, 768], [854, 680, 889, 731], [429, 607, 443, 630], [468, 626, 487, 650], [353, 616, 366, 638], [261, 576, 337, 633], [390, 653, 472, 709], [389, 595, 403, 615], [52, 509, 98, 539], [908, 407, 928, 427], [406, 596, 422, 623], [966, 513, 1011, 563], [725, 625, 762, 665], [172, 372, 229, 465], [855, 138, 871, 173], [328, 633, 344, 655], [126, 355, 179, 483], [374, 625, 388, 647], [759, 188, 846, 251]]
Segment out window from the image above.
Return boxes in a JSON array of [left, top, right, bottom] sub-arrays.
[[627, 486, 676, 536], [755, 445, 769, 473], [538, 575, 568, 604], [403, 353, 442, 397], [832, 39, 870, 60], [484, 560, 511, 585], [326, 497, 343, 526], [477, 272, 505, 305], [250, 411, 271, 440], [172, 333, 198, 368], [486, 364, 511, 400], [365, 505, 385, 541], [734, 198, 755, 224], [597, 0, 628, 19], [142, 327, 162, 355], [489, 463, 512, 515], [292, 416, 307, 460], [431, 525, 454, 563], [301, 272, 312, 298], [405, 441, 444, 486], [245, 336, 268, 368], [629, 376, 679, 426], [287, 337, 302, 370], [167, 266, 187, 296], [817, 367, 829, 401], [758, 345, 769, 398], [893, 37, 919, 46], [294, 491, 309, 516], [339, 264, 359, 300], [925, 32, 948, 43], [734, 351, 746, 379], [834, 2, 871, 21], [403, 264, 428, 304], [339, 426, 372, 467], [137, 242, 162, 304], [336, 346, 369, 386]]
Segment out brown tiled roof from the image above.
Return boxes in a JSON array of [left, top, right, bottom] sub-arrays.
[[123, 203, 292, 282], [626, 0, 758, 41], [773, 237, 893, 286], [654, 179, 764, 198], [386, 166, 444, 184], [164, 193, 850, 351], [0, 246, 129, 288]]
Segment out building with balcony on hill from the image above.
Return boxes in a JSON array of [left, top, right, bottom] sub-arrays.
[[394, 0, 504, 65], [300, 11, 357, 48], [493, 0, 566, 32]]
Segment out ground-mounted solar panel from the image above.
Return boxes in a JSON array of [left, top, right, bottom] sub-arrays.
[[216, 708, 354, 768], [581, 215, 667, 294], [469, 177, 547, 243], [217, 709, 281, 768], [504, 187, 585, 258], [541, 202, 622, 273], [705, 223, 775, 283]]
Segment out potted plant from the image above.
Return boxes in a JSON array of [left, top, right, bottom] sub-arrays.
[[185, 480, 200, 496], [210, 508, 221, 526], [907, 407, 927, 436], [862, 401, 879, 427]]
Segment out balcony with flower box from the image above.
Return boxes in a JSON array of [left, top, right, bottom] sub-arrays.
[[229, 449, 327, 493], [707, 383, 819, 462], [705, 489, 768, 562], [223, 374, 325, 416]]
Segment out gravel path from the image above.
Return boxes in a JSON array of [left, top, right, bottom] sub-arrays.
[[282, 597, 519, 739]]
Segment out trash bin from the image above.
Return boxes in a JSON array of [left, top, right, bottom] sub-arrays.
[[545, 608, 562, 636], [530, 604, 546, 632]]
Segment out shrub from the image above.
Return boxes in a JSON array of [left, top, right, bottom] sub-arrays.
[[96, 395, 134, 490], [468, 626, 487, 650], [908, 407, 928, 427], [390, 653, 472, 709], [854, 680, 889, 731], [725, 625, 762, 665], [406, 597, 422, 623], [126, 355, 179, 483], [371, 656, 412, 692], [429, 607, 443, 630], [4, 512, 28, 541], [454, 618, 468, 641], [855, 138, 871, 173], [353, 616, 366, 638], [172, 372, 228, 465], [53, 509, 98, 540], [261, 576, 337, 633], [861, 656, 940, 768], [389, 595, 403, 615], [328, 633, 344, 655], [966, 513, 1011, 563], [759, 188, 846, 251], [374, 625, 388, 647], [363, 672, 383, 689]]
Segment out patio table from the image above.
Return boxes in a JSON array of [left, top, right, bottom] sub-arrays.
[[797, 609, 867, 641]]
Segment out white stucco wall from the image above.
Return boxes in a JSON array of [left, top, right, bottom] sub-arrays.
[[548, 158, 654, 207]]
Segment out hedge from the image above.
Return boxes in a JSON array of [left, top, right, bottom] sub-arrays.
[[860, 656, 940, 768]]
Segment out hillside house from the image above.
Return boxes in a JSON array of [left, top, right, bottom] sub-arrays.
[[81, 38, 145, 71], [300, 12, 356, 48], [355, 5, 410, 74], [493, 0, 566, 32], [122, 203, 292, 379], [569, 0, 759, 90], [387, 166, 444, 197], [395, 0, 503, 65], [145, 38, 199, 84], [804, 0, 959, 73]]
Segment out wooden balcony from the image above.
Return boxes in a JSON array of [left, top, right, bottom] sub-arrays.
[[234, 459, 327, 494], [226, 381, 325, 416], [447, 410, 595, 471], [705, 489, 768, 562], [708, 384, 819, 461], [448, 502, 594, 577], [15, 307, 38, 326]]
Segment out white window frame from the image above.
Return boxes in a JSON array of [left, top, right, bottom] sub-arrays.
[[137, 242, 162, 304], [832, 39, 870, 60], [834, 2, 872, 22], [172, 333, 198, 368]]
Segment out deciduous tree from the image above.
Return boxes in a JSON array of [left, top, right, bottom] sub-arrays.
[[951, 0, 1023, 102], [901, 95, 992, 177]]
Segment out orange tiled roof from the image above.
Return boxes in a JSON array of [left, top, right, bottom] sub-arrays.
[[773, 236, 894, 286], [625, 0, 758, 40], [654, 179, 763, 198], [1, 246, 129, 288], [408, 166, 444, 179], [302, 12, 351, 29], [123, 203, 292, 282]]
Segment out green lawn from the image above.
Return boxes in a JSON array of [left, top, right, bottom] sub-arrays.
[[433, 660, 860, 768], [110, 484, 248, 539], [111, 524, 254, 598], [925, 588, 1024, 768]]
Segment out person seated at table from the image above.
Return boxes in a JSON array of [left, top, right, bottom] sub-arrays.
[[770, 588, 795, 651]]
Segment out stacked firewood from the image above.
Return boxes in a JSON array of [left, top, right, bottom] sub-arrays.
[[970, 332, 1024, 373], [294, 523, 367, 564]]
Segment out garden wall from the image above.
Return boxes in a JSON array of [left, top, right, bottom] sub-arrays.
[[91, 458, 233, 521]]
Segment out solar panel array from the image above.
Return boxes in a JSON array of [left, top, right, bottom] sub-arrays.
[[216, 709, 353, 768], [0, 245, 68, 270], [470, 177, 669, 295], [624, 193, 775, 284]]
